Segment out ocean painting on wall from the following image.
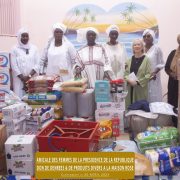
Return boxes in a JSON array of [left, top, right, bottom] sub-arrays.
[[63, 2, 159, 57]]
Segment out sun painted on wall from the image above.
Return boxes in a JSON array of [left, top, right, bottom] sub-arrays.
[[63, 2, 159, 57]]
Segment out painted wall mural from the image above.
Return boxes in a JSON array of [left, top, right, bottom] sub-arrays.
[[63, 2, 159, 57]]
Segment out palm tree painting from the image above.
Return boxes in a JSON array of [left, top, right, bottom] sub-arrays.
[[120, 2, 157, 32], [63, 4, 103, 34], [63, 2, 159, 56]]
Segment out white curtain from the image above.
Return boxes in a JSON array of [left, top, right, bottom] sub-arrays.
[[0, 0, 20, 36]]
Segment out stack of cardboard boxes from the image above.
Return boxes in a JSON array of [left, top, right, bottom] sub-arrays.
[[95, 80, 126, 134], [5, 135, 36, 176], [0, 52, 11, 92], [2, 103, 27, 137], [0, 125, 7, 174]]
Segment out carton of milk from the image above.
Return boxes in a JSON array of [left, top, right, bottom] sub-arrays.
[[5, 135, 36, 160]]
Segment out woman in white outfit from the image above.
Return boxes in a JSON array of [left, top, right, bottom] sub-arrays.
[[11, 28, 40, 98], [142, 29, 164, 102], [104, 25, 127, 79], [75, 27, 114, 88], [40, 23, 76, 82]]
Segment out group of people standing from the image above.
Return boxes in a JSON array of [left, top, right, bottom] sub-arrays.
[[10, 23, 179, 119]]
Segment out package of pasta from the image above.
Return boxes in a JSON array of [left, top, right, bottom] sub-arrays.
[[27, 75, 59, 88], [60, 78, 87, 87], [61, 84, 87, 93], [28, 87, 53, 93]]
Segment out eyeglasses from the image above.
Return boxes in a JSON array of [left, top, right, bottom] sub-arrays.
[[143, 34, 151, 38]]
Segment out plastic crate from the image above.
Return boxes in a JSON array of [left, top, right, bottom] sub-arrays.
[[36, 120, 100, 152]]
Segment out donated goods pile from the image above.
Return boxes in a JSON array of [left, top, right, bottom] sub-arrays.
[[2, 103, 28, 137], [1, 68, 180, 178], [95, 80, 126, 138], [23, 75, 61, 123]]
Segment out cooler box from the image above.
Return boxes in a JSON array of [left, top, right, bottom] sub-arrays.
[[36, 120, 100, 152]]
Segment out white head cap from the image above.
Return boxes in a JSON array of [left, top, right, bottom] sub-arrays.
[[76, 27, 99, 43], [17, 27, 30, 49], [52, 23, 67, 34], [142, 29, 155, 42], [106, 24, 120, 36]]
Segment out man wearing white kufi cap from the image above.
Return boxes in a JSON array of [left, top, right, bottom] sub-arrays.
[[142, 29, 164, 102], [11, 27, 40, 98], [40, 23, 76, 81], [104, 24, 127, 79], [75, 27, 114, 88]]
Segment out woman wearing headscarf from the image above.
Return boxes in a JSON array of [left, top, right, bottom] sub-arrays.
[[11, 28, 40, 98], [142, 29, 164, 102], [124, 39, 151, 109], [165, 34, 180, 127], [104, 24, 127, 79], [40, 23, 76, 81], [75, 27, 114, 88]]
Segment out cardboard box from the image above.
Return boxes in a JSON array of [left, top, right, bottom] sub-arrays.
[[0, 52, 10, 69], [0, 69, 10, 89], [95, 109, 125, 132], [0, 153, 7, 173], [6, 159, 34, 176], [0, 88, 10, 93], [0, 125, 7, 153], [97, 101, 125, 111], [95, 109, 124, 120], [2, 103, 27, 119], [30, 108, 54, 124], [2, 116, 26, 130], [0, 91, 5, 102], [6, 128, 24, 138], [5, 135, 36, 160], [3, 118, 26, 137]]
